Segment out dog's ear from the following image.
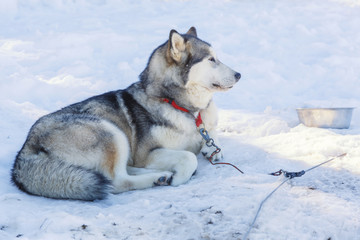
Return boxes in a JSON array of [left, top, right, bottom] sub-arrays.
[[168, 29, 186, 63], [186, 27, 197, 37]]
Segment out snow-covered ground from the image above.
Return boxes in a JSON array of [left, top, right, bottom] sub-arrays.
[[1, 0, 360, 239]]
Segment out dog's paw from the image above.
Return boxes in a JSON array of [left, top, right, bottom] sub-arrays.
[[154, 172, 173, 186], [201, 144, 223, 161]]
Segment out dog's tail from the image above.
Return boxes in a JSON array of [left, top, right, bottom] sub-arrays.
[[11, 153, 112, 201]]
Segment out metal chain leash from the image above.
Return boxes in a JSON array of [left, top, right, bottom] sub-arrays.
[[199, 127, 244, 174]]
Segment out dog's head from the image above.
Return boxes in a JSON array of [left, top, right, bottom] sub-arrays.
[[141, 27, 240, 110], [166, 27, 241, 92]]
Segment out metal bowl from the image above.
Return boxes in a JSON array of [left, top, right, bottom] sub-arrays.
[[296, 108, 354, 129]]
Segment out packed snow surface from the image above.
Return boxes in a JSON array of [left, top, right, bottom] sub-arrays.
[[1, 0, 360, 239]]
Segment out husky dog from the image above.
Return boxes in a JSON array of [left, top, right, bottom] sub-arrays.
[[11, 27, 241, 200]]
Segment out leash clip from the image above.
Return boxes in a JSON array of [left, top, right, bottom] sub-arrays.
[[199, 128, 210, 141], [199, 128, 213, 146], [269, 169, 305, 179], [199, 128, 220, 148]]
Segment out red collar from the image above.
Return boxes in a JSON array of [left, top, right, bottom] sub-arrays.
[[162, 98, 203, 127]]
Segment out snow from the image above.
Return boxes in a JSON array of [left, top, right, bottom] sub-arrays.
[[1, 0, 360, 239]]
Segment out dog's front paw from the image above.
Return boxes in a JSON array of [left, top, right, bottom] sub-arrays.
[[201, 144, 223, 161]]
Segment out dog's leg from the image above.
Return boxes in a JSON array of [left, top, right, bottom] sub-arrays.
[[111, 155, 173, 193], [127, 166, 174, 176], [112, 170, 174, 193], [101, 121, 173, 193], [145, 148, 198, 186]]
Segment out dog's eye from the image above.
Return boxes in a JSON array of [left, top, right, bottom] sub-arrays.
[[209, 57, 216, 62]]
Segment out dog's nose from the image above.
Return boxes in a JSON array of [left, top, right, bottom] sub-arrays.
[[234, 72, 241, 81]]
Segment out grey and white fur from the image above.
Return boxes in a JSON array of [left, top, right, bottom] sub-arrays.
[[11, 27, 241, 200]]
